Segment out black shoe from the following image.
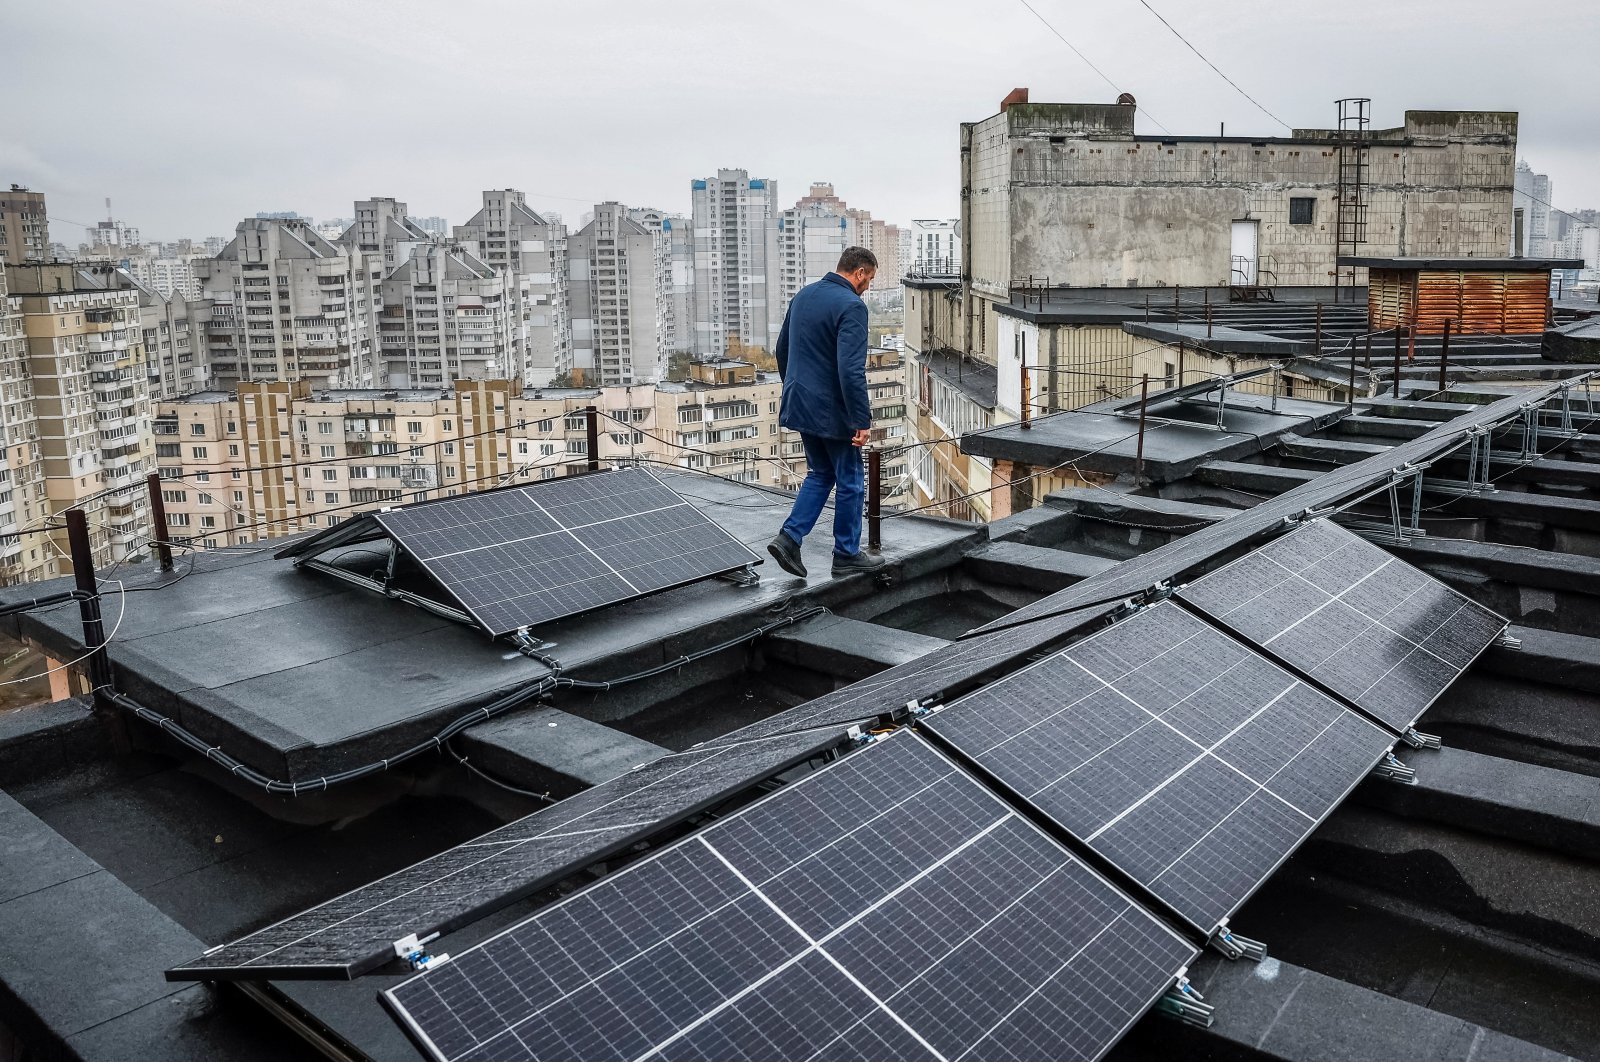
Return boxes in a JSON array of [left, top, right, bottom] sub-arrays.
[[766, 533, 807, 578], [831, 551, 886, 577]]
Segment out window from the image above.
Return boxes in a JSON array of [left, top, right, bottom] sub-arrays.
[[318, 421, 333, 435], [168, 513, 190, 527], [1289, 197, 1315, 225], [200, 515, 217, 529], [228, 444, 239, 457], [320, 445, 335, 458], [191, 446, 207, 459], [325, 492, 338, 503], [232, 491, 244, 503], [322, 469, 338, 481], [194, 470, 209, 482], [190, 423, 205, 436], [407, 421, 423, 434], [441, 419, 452, 431], [536, 419, 554, 433], [197, 493, 212, 505], [155, 443, 180, 458], [161, 490, 186, 504]]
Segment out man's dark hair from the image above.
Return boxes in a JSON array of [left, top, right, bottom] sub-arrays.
[[836, 246, 878, 273]]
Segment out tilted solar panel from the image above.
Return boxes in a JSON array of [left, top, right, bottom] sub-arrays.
[[375, 467, 760, 636], [166, 729, 841, 982], [1177, 518, 1507, 733], [922, 601, 1394, 934], [382, 732, 1198, 1062]]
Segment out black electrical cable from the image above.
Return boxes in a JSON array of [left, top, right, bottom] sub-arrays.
[[109, 605, 828, 795]]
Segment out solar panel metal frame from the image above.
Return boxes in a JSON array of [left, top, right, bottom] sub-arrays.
[[380, 731, 1200, 1062], [373, 467, 761, 636], [921, 601, 1396, 936], [166, 729, 844, 982], [1176, 518, 1509, 734]]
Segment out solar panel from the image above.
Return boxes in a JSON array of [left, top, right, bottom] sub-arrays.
[[166, 729, 841, 982], [922, 602, 1393, 934], [374, 468, 760, 636], [1176, 519, 1508, 733], [382, 733, 1198, 1062]]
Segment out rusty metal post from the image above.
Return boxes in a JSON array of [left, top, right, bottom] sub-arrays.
[[1173, 285, 1181, 318], [1406, 327, 1416, 365], [1205, 300, 1213, 339], [866, 447, 882, 551], [1347, 343, 1357, 412], [1393, 330, 1404, 399], [1134, 374, 1150, 477], [1019, 361, 1031, 429], [584, 405, 600, 473], [65, 509, 113, 703], [145, 473, 174, 572], [1437, 319, 1452, 395], [1314, 303, 1323, 358]]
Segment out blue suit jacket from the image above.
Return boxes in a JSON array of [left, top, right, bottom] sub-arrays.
[[774, 272, 871, 440]]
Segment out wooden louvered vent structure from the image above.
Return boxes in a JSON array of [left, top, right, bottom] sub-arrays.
[[1341, 256, 1580, 336]]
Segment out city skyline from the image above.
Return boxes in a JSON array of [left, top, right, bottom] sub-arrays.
[[6, 0, 1598, 243]]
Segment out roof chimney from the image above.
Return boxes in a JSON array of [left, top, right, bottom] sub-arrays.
[[1001, 87, 1029, 111]]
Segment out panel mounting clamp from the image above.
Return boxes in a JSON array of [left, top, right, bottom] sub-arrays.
[[1158, 971, 1216, 1028], [393, 932, 450, 972], [1371, 750, 1416, 785], [1207, 922, 1267, 962], [716, 565, 761, 588], [1400, 727, 1442, 750]]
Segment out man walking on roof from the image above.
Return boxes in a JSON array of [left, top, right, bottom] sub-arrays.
[[766, 246, 886, 580]]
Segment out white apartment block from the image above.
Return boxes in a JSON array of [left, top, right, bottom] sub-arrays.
[[0, 264, 46, 584], [690, 170, 780, 356], [135, 281, 208, 400], [195, 217, 380, 391], [126, 255, 200, 300], [626, 206, 695, 357], [908, 219, 960, 274], [775, 206, 849, 314], [378, 244, 514, 385], [569, 203, 665, 385], [453, 190, 569, 387]]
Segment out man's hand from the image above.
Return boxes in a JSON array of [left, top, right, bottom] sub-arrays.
[[851, 429, 871, 448]]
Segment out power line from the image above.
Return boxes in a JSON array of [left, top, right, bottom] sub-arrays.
[[1013, 0, 1172, 135], [1130, 0, 1292, 133]]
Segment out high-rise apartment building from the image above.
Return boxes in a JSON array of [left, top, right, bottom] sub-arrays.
[[88, 218, 140, 251], [908, 219, 960, 274], [568, 203, 665, 385], [377, 243, 514, 384], [1514, 159, 1554, 257], [775, 204, 849, 313], [195, 217, 379, 390], [134, 280, 208, 399], [414, 216, 449, 237], [0, 186, 48, 266], [126, 255, 200, 300], [453, 190, 569, 387], [6, 262, 155, 574], [626, 207, 695, 357], [690, 170, 780, 356], [0, 264, 46, 584], [340, 198, 430, 274]]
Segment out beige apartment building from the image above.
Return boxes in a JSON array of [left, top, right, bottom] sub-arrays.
[[155, 354, 906, 546], [0, 186, 49, 266], [5, 262, 155, 579]]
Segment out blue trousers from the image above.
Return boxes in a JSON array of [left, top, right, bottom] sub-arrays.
[[781, 433, 864, 558]]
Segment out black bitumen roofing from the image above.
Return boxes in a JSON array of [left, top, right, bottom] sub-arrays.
[[6, 374, 1600, 1060], [922, 348, 999, 408]]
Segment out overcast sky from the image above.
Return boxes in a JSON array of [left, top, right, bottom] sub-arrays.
[[5, 0, 1595, 243]]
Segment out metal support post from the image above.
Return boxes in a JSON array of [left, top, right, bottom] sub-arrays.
[[1363, 331, 1372, 371], [1020, 362, 1031, 429], [1346, 344, 1357, 412], [1410, 470, 1424, 532], [1437, 319, 1452, 396], [584, 405, 600, 473], [1204, 289, 1212, 338], [1314, 302, 1323, 358], [145, 472, 174, 572], [1392, 331, 1403, 398], [64, 509, 114, 703], [1173, 285, 1181, 318], [1134, 374, 1150, 477], [866, 447, 882, 551], [1270, 363, 1280, 414]]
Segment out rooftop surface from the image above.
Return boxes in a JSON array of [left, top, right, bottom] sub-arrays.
[[5, 374, 1600, 1059]]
